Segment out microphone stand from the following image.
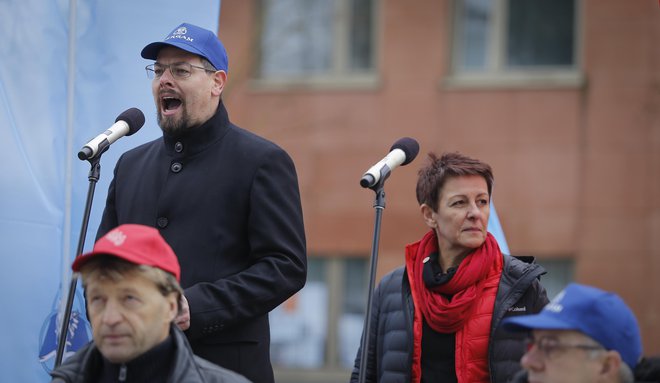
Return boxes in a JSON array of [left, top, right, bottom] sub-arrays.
[[358, 170, 390, 383], [54, 153, 102, 367]]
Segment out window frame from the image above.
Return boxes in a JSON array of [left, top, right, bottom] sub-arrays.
[[272, 256, 369, 382], [445, 0, 585, 89], [252, 0, 380, 91], [534, 257, 575, 300]]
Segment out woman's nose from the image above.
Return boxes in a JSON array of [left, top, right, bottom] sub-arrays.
[[466, 202, 481, 219]]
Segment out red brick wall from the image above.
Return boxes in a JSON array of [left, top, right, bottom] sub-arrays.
[[219, 0, 660, 353]]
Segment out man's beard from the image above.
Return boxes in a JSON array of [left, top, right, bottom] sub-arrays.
[[157, 107, 190, 137]]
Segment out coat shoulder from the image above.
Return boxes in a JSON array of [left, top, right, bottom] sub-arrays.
[[192, 356, 253, 383]]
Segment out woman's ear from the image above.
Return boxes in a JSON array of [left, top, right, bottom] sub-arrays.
[[420, 204, 436, 229]]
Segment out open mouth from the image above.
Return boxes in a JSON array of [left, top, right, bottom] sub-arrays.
[[161, 95, 182, 114]]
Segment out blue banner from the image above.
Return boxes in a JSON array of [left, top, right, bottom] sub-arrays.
[[489, 202, 510, 255], [0, 0, 220, 380]]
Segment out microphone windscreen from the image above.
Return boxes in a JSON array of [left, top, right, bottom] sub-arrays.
[[116, 107, 145, 135], [390, 137, 419, 166]]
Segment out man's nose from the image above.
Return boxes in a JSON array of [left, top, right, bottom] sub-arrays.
[[158, 66, 176, 85], [100, 300, 123, 326], [521, 344, 544, 372]]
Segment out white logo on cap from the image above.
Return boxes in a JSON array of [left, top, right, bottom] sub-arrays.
[[106, 230, 127, 246], [166, 26, 194, 43]]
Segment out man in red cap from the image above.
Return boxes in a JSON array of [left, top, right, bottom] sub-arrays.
[[50, 224, 251, 382]]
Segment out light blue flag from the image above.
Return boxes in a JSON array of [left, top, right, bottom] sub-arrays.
[[0, 1, 220, 380], [488, 202, 510, 255]]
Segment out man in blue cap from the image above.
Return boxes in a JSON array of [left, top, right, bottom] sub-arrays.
[[96, 22, 307, 383], [502, 283, 643, 383]]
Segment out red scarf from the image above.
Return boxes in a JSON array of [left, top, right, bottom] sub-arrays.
[[406, 230, 499, 333], [405, 230, 501, 383]]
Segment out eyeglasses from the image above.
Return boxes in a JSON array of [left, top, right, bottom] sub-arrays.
[[145, 62, 216, 80], [525, 335, 604, 359]]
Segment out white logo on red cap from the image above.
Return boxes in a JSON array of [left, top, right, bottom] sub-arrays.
[[106, 229, 127, 246]]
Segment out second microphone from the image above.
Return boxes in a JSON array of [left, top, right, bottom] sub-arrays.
[[360, 137, 420, 188]]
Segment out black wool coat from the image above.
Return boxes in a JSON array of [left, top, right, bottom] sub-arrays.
[[96, 102, 307, 383]]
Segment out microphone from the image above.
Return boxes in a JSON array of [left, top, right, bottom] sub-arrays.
[[360, 137, 420, 188], [78, 107, 145, 160]]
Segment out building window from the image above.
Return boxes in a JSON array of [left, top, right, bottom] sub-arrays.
[[256, 0, 377, 88], [338, 258, 369, 368], [449, 0, 582, 87], [535, 257, 574, 299], [270, 257, 368, 381], [506, 0, 575, 67]]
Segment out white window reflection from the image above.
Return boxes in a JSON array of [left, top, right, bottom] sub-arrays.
[[259, 0, 375, 79], [270, 257, 367, 371], [270, 281, 328, 368], [261, 0, 335, 77], [458, 0, 492, 70]]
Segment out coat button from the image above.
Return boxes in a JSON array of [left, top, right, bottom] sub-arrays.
[[157, 217, 169, 228], [174, 142, 183, 153], [171, 162, 182, 173]]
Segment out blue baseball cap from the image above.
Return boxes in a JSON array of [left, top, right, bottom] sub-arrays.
[[141, 22, 228, 72], [501, 283, 642, 369]]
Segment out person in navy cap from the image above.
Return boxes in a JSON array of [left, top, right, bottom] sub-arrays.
[[95, 22, 307, 383], [502, 283, 643, 383], [50, 224, 251, 382]]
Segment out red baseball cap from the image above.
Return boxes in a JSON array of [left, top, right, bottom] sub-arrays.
[[72, 224, 180, 282]]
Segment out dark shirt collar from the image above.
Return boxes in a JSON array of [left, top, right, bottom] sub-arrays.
[[423, 251, 459, 289], [162, 100, 230, 157]]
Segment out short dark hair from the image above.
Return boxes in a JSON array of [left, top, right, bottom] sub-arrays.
[[200, 57, 217, 72], [415, 152, 494, 211]]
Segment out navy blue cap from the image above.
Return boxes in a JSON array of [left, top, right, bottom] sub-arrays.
[[141, 22, 228, 72], [502, 283, 642, 369]]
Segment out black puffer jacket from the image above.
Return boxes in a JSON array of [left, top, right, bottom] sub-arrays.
[[50, 326, 251, 383], [350, 254, 548, 383]]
